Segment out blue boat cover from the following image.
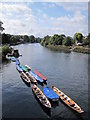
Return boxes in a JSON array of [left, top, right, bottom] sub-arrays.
[[11, 57, 17, 62], [16, 59, 20, 65], [30, 70, 43, 83], [16, 65, 23, 72], [43, 87, 59, 99]]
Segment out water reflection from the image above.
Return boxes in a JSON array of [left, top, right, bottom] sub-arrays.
[[32, 90, 51, 117], [20, 76, 31, 87]]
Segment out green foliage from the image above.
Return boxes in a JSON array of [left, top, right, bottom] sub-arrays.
[[2, 33, 41, 45], [24, 35, 30, 42], [41, 35, 50, 46], [2, 33, 11, 44], [63, 36, 73, 46], [2, 45, 11, 56], [74, 32, 83, 43], [82, 33, 90, 47], [29, 35, 35, 43], [50, 34, 62, 45]]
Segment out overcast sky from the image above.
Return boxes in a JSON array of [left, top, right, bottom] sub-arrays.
[[0, 0, 88, 37]]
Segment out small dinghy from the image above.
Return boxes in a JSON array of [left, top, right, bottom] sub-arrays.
[[11, 57, 17, 62], [34, 70, 47, 81], [25, 65, 31, 71], [43, 87, 59, 101], [30, 70, 43, 83], [16, 59, 20, 65], [20, 65, 28, 72], [20, 72, 31, 84], [52, 86, 84, 113], [16, 64, 23, 72], [32, 84, 51, 109], [26, 72, 37, 84]]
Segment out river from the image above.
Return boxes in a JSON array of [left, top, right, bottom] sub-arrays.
[[1, 43, 88, 120]]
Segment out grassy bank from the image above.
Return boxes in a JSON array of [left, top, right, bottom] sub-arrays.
[[46, 45, 90, 54], [46, 45, 72, 52], [73, 46, 90, 54]]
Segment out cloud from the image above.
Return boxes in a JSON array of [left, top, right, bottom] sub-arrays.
[[0, 3, 39, 35], [0, 2, 88, 38], [56, 2, 88, 11]]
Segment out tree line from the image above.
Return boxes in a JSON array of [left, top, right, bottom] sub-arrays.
[[41, 33, 90, 47], [1, 33, 42, 45]]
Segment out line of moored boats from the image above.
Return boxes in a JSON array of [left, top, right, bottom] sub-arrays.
[[6, 55, 84, 114]]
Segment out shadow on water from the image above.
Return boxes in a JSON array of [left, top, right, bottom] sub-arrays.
[[37, 81, 44, 86], [50, 100, 59, 108], [32, 90, 51, 117], [58, 99, 85, 120], [20, 76, 31, 87]]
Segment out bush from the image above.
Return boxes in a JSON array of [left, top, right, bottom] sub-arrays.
[[2, 45, 12, 56], [63, 36, 73, 46]]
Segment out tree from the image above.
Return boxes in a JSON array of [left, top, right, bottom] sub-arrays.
[[41, 35, 51, 46], [24, 35, 30, 42], [74, 32, 83, 43], [63, 36, 73, 46], [2, 33, 11, 44], [49, 34, 65, 45], [29, 35, 35, 43], [0, 21, 4, 32]]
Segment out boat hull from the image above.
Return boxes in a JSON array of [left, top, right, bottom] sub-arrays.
[[20, 72, 31, 84], [52, 86, 84, 113], [26, 72, 37, 84], [30, 70, 43, 83], [16, 65, 23, 72], [34, 70, 47, 81], [32, 84, 51, 109]]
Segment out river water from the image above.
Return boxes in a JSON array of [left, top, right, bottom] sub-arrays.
[[1, 43, 88, 120]]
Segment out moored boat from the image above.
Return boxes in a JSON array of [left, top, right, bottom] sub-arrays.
[[16, 64, 23, 72], [32, 84, 51, 109], [20, 72, 31, 84], [30, 70, 44, 83], [52, 86, 84, 113], [20, 65, 28, 72], [25, 65, 31, 71], [43, 87, 59, 102], [16, 59, 20, 65], [6, 54, 12, 60], [11, 57, 17, 62], [34, 70, 47, 81], [26, 72, 37, 83]]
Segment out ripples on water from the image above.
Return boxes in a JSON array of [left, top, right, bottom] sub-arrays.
[[1, 43, 88, 119]]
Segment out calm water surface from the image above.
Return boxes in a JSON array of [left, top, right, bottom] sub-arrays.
[[1, 43, 88, 119]]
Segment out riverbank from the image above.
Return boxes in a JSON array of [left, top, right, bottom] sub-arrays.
[[46, 45, 71, 52], [73, 46, 90, 54], [46, 45, 90, 54]]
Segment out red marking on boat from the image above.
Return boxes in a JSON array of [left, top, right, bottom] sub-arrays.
[[34, 70, 47, 81]]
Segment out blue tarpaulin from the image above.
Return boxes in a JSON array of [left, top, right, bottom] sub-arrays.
[[16, 65, 23, 72], [43, 87, 59, 99]]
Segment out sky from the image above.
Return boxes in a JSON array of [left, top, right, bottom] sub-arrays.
[[0, 0, 89, 37]]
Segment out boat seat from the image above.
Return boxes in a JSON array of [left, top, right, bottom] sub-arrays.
[[70, 103, 75, 107]]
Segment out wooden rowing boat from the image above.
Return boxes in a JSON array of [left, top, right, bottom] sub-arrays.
[[34, 70, 47, 81], [26, 72, 37, 84], [52, 86, 84, 113], [32, 84, 51, 109], [30, 70, 44, 83], [25, 65, 31, 71], [20, 72, 31, 84]]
